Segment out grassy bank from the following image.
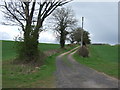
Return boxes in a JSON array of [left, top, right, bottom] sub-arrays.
[[2, 40, 77, 88], [73, 45, 118, 79], [3, 54, 58, 88]]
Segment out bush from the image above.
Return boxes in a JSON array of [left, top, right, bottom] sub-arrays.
[[78, 46, 89, 57]]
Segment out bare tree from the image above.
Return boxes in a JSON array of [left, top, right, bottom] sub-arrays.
[[51, 7, 77, 48], [1, 0, 72, 62]]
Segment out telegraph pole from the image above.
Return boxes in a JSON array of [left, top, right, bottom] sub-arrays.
[[81, 17, 84, 46]]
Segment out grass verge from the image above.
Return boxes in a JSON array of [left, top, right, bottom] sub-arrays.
[[73, 45, 118, 79], [2, 53, 58, 88]]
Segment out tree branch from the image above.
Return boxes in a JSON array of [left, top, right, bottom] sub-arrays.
[[4, 2, 25, 31], [29, 1, 36, 23]]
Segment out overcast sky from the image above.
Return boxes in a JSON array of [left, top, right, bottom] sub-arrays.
[[0, 1, 118, 45]]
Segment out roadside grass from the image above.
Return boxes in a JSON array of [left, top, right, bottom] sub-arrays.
[[2, 40, 78, 88], [2, 53, 58, 88], [73, 45, 118, 79]]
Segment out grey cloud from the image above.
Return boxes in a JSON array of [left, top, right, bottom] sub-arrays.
[[65, 2, 118, 44], [0, 31, 12, 40]]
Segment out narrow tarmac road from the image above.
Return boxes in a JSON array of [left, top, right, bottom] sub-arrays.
[[55, 47, 118, 88]]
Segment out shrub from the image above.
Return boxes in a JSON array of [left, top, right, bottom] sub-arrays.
[[78, 46, 89, 57]]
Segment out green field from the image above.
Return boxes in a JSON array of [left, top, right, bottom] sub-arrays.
[[0, 40, 2, 88], [2, 40, 77, 88], [2, 40, 60, 61], [2, 40, 119, 88], [73, 45, 119, 79]]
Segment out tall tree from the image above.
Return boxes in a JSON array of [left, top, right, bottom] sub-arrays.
[[51, 7, 77, 48], [1, 0, 72, 62]]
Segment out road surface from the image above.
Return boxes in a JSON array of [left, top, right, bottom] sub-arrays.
[[55, 47, 118, 88]]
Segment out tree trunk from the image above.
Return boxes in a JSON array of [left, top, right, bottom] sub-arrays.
[[60, 38, 65, 48], [60, 30, 65, 48]]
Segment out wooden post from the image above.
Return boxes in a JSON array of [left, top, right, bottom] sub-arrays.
[[81, 17, 84, 46]]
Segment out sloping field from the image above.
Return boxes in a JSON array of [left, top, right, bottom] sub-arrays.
[[73, 45, 118, 79]]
